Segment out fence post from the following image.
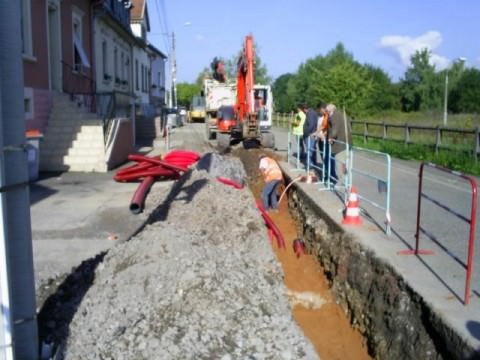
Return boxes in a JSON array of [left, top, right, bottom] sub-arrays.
[[475, 127, 480, 162], [404, 123, 410, 146], [382, 121, 387, 141], [363, 121, 368, 144], [435, 125, 441, 155]]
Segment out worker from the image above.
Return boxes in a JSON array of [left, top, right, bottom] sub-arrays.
[[303, 104, 319, 167], [327, 104, 352, 188], [259, 154, 283, 212], [291, 104, 306, 161], [313, 102, 333, 182]]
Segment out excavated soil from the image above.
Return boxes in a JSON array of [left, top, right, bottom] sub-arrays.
[[235, 147, 371, 360], [37, 146, 372, 359], [44, 153, 319, 359]]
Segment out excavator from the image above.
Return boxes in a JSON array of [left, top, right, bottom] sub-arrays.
[[215, 34, 275, 150]]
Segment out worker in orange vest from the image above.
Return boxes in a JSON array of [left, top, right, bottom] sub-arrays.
[[259, 154, 283, 211]]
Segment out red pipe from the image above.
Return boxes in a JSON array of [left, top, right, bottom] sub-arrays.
[[216, 176, 244, 189], [256, 200, 286, 249], [130, 176, 155, 214], [115, 161, 153, 176], [114, 166, 178, 182], [128, 154, 188, 173], [164, 149, 200, 160]]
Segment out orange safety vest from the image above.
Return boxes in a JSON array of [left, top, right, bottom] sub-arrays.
[[262, 157, 283, 182]]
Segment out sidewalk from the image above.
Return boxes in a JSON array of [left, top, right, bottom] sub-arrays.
[[29, 146, 167, 290]]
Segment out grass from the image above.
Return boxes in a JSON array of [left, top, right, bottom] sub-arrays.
[[353, 136, 480, 176], [273, 111, 480, 176]]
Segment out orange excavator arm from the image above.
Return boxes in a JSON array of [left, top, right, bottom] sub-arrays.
[[235, 34, 255, 122]]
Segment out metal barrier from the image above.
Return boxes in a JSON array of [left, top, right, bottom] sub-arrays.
[[287, 131, 304, 171], [305, 136, 392, 234], [349, 146, 392, 235], [399, 162, 478, 305]]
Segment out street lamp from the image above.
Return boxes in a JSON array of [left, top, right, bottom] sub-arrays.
[[443, 57, 466, 126]]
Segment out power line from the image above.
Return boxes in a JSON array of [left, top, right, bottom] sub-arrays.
[[152, 0, 170, 54]]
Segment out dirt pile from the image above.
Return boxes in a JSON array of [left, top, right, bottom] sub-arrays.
[[58, 153, 318, 359]]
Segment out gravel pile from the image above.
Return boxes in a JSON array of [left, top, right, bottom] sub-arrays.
[[58, 153, 318, 359]]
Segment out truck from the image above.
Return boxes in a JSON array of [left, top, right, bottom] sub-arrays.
[[187, 95, 206, 123], [203, 78, 236, 140], [204, 35, 275, 149]]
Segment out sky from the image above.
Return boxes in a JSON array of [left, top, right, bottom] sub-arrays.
[[146, 0, 480, 84]]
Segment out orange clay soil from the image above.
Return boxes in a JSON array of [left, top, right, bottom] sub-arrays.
[[248, 169, 371, 359]]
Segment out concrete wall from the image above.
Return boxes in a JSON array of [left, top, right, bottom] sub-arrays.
[[285, 179, 475, 360]]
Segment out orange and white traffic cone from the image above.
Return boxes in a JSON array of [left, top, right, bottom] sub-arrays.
[[342, 186, 363, 225]]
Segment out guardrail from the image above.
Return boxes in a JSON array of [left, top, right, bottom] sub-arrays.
[[399, 162, 478, 305], [286, 130, 392, 235], [350, 120, 480, 158]]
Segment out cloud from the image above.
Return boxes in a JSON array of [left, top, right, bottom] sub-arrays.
[[194, 34, 204, 42], [379, 31, 450, 70]]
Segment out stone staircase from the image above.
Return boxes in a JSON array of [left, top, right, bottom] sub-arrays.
[[40, 93, 108, 172]]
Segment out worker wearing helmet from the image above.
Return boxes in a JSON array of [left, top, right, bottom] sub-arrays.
[[259, 154, 283, 212]]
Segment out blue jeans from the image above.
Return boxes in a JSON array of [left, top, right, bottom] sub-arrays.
[[303, 135, 317, 167], [261, 180, 281, 210]]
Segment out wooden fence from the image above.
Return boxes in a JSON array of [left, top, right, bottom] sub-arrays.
[[272, 112, 480, 159]]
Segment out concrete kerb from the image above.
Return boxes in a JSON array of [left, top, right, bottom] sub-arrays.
[[278, 159, 480, 359]]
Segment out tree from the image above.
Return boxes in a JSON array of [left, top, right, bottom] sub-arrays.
[[400, 49, 442, 112], [176, 82, 201, 108], [272, 73, 295, 112], [364, 64, 399, 112], [449, 68, 480, 113]]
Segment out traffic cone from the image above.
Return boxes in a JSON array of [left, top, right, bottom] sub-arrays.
[[342, 186, 363, 225]]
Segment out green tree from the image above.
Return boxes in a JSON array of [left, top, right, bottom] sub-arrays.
[[176, 82, 201, 108], [364, 64, 399, 112], [400, 49, 442, 112], [272, 73, 295, 112], [449, 68, 480, 113]]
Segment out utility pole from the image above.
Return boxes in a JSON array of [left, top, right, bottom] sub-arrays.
[[0, 2, 39, 359], [171, 32, 177, 109], [443, 71, 449, 126]]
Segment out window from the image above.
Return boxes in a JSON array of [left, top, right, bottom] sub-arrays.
[[114, 47, 118, 82], [135, 60, 139, 90], [102, 40, 109, 80], [120, 52, 124, 81], [72, 8, 90, 72], [141, 64, 145, 92], [125, 56, 130, 86], [21, 0, 33, 57]]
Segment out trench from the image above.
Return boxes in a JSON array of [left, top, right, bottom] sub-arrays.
[[235, 148, 371, 360], [234, 145, 475, 360]]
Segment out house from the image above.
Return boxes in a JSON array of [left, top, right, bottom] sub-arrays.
[[130, 0, 168, 142], [22, 0, 94, 133], [22, 0, 167, 172]]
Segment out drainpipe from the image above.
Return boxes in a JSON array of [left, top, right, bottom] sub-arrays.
[[0, 2, 39, 359]]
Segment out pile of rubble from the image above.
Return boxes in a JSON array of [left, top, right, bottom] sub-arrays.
[[50, 153, 317, 359]]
